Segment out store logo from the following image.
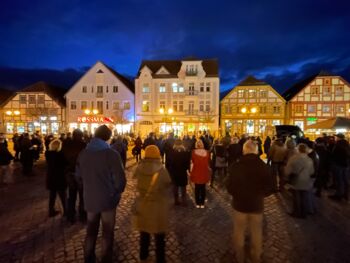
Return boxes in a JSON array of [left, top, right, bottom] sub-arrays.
[[77, 116, 114, 123]]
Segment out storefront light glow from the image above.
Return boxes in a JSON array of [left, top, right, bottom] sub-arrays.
[[241, 107, 247, 113], [14, 111, 20, 115], [92, 109, 99, 115], [85, 109, 91, 115], [6, 111, 12, 115]]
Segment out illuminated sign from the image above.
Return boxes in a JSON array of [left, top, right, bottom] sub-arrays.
[[307, 117, 317, 121], [77, 116, 114, 123]]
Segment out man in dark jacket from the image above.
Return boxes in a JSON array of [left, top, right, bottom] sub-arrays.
[[329, 133, 350, 201], [226, 140, 273, 263], [62, 129, 87, 223], [76, 125, 126, 263]]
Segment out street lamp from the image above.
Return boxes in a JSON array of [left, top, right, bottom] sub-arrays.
[[159, 108, 173, 133], [84, 109, 99, 115]]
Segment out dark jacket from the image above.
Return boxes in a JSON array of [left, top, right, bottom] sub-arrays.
[[331, 139, 350, 168], [76, 138, 126, 213], [167, 147, 191, 186], [62, 139, 86, 175], [45, 151, 66, 190], [226, 154, 273, 213], [0, 143, 14, 166], [227, 143, 242, 165]]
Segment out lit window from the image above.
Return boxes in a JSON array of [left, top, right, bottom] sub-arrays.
[[124, 101, 130, 110], [172, 83, 178, 93], [335, 85, 344, 96], [159, 83, 166, 93], [260, 90, 267, 98], [322, 105, 331, 112], [178, 84, 184, 93], [160, 101, 165, 109], [238, 90, 244, 98], [179, 101, 184, 111], [173, 101, 178, 111], [113, 101, 119, 110], [70, 101, 77, 110], [81, 101, 87, 110], [310, 86, 319, 95], [273, 106, 281, 114], [307, 105, 316, 113], [142, 84, 150, 93], [142, 101, 150, 112], [248, 90, 256, 98], [295, 105, 303, 113]]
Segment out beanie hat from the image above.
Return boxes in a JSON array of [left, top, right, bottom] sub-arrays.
[[144, 145, 161, 159], [94, 125, 112, 141]]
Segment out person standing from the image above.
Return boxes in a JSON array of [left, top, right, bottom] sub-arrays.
[[111, 135, 127, 168], [226, 140, 273, 263], [133, 145, 171, 263], [167, 139, 191, 206], [19, 133, 34, 176], [45, 139, 66, 217], [77, 125, 126, 263], [189, 140, 211, 208], [329, 133, 350, 201], [62, 129, 87, 223], [285, 143, 314, 218], [12, 133, 20, 161], [0, 135, 14, 184], [268, 138, 287, 191], [227, 137, 242, 167], [133, 136, 143, 162]]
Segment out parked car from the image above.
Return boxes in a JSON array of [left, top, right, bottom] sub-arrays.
[[275, 125, 304, 142]]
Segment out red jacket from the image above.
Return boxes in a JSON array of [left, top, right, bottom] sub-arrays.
[[190, 149, 211, 184]]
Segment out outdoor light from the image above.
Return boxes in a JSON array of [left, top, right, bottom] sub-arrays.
[[92, 109, 99, 115], [168, 108, 173, 114], [241, 107, 247, 113], [85, 109, 91, 115], [14, 110, 20, 115], [159, 108, 165, 114], [225, 120, 229, 123], [6, 111, 12, 115], [251, 107, 257, 113]]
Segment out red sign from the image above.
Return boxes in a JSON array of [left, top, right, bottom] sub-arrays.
[[77, 116, 114, 123]]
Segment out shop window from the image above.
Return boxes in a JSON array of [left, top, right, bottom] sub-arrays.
[[307, 105, 316, 113], [142, 101, 150, 112]]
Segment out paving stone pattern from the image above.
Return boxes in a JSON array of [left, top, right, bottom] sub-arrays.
[[1, 158, 350, 263]]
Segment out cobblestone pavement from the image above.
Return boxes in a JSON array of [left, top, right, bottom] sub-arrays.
[[1, 158, 350, 263]]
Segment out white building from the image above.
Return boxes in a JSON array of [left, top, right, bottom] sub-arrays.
[[65, 61, 135, 134], [135, 58, 220, 137]]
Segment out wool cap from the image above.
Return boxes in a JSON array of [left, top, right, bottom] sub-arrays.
[[144, 145, 161, 159], [336, 133, 345, 139]]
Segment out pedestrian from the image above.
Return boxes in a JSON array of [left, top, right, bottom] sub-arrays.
[[314, 138, 330, 197], [189, 140, 211, 208], [329, 133, 350, 201], [285, 143, 314, 218], [263, 136, 271, 157], [45, 139, 66, 217], [133, 145, 171, 263], [227, 137, 242, 167], [0, 135, 14, 184], [167, 139, 191, 206], [77, 125, 126, 263], [111, 135, 127, 168], [212, 140, 228, 187], [143, 132, 156, 149], [226, 140, 273, 263], [19, 133, 34, 176], [12, 133, 20, 161], [133, 136, 143, 162], [163, 133, 175, 168], [268, 138, 287, 191], [61, 129, 87, 223]]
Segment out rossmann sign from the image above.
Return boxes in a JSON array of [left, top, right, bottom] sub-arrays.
[[77, 116, 114, 123]]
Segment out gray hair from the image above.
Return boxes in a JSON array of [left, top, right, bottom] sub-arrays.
[[49, 139, 62, 152], [243, 140, 258, 155]]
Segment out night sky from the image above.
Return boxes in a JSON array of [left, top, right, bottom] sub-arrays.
[[1, 0, 350, 93]]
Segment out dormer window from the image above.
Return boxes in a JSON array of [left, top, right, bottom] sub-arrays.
[[186, 65, 198, 76]]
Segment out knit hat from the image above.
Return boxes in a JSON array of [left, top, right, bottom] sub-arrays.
[[144, 145, 161, 159]]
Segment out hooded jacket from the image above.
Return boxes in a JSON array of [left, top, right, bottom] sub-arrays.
[[76, 138, 126, 213], [133, 158, 171, 234]]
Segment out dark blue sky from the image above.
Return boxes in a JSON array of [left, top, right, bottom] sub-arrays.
[[0, 0, 350, 92]]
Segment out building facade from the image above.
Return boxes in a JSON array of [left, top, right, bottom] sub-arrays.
[[65, 61, 135, 134], [284, 71, 350, 131], [221, 76, 286, 136], [0, 82, 66, 135], [135, 58, 219, 137]]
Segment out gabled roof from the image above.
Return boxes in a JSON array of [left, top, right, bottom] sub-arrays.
[[0, 88, 14, 107], [282, 73, 321, 101], [105, 65, 135, 93], [237, 75, 268, 86], [137, 58, 219, 78], [19, 81, 67, 107], [220, 89, 231, 101]]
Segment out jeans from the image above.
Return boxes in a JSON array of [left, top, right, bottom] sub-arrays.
[[233, 209, 263, 263], [49, 189, 66, 215], [140, 232, 166, 263], [291, 190, 310, 217], [333, 165, 349, 199], [84, 208, 116, 263], [194, 184, 206, 205], [271, 162, 284, 191]]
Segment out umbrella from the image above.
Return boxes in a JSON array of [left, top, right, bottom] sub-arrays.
[[306, 117, 350, 130]]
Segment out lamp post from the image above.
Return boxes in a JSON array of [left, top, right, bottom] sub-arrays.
[[159, 108, 173, 133]]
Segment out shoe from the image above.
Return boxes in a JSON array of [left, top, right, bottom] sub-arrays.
[[49, 210, 59, 217]]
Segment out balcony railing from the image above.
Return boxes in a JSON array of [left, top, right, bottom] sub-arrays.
[[185, 90, 198, 96], [185, 110, 198, 115], [186, 70, 198, 76], [96, 92, 103, 98]]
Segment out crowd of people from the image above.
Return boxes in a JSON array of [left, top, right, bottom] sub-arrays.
[[1, 126, 350, 263]]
